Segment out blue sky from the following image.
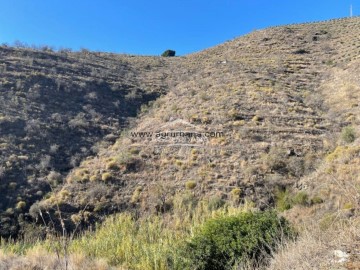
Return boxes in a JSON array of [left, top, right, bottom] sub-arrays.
[[0, 0, 356, 55]]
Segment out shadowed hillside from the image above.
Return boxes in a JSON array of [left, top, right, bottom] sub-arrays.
[[0, 47, 182, 237]]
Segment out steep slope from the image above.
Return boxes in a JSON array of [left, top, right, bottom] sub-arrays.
[[1, 17, 360, 241], [0, 47, 182, 237], [268, 57, 360, 270], [33, 17, 360, 236]]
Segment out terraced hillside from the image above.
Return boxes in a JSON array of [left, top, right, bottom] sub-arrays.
[[31, 17, 360, 236], [1, 17, 360, 242]]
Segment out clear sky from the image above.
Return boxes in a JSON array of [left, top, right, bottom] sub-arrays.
[[0, 0, 356, 56]]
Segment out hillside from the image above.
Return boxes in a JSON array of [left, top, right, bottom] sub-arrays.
[[0, 16, 360, 269], [0, 47, 181, 237], [34, 17, 360, 231]]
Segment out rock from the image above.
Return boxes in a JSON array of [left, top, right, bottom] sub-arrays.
[[334, 250, 350, 263]]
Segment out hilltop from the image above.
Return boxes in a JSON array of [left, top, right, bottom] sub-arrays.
[[0, 16, 360, 269]]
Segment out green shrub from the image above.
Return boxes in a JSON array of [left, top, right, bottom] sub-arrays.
[[106, 161, 119, 170], [292, 191, 309, 206], [341, 126, 356, 143], [185, 180, 197, 190], [275, 190, 311, 211], [275, 189, 292, 211], [230, 188, 242, 204], [89, 175, 99, 182], [68, 202, 261, 270], [310, 196, 324, 205], [185, 211, 294, 270], [129, 146, 141, 155], [231, 188, 242, 196], [319, 213, 336, 230], [161, 49, 176, 57], [101, 172, 112, 182]]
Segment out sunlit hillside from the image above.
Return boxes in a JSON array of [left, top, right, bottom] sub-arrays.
[[1, 16, 360, 270]]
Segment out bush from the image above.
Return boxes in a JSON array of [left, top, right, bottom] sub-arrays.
[[263, 147, 288, 174], [287, 157, 305, 177], [207, 196, 226, 211], [185, 211, 294, 270], [275, 188, 294, 211], [292, 191, 309, 206], [293, 49, 309, 54], [185, 180, 197, 190], [341, 126, 356, 143], [101, 172, 112, 182], [161, 49, 176, 57], [16, 201, 26, 210], [106, 160, 119, 170], [47, 171, 62, 186], [231, 188, 242, 196], [310, 196, 324, 205]]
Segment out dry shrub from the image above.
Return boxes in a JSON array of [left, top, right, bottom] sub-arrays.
[[268, 218, 360, 270]]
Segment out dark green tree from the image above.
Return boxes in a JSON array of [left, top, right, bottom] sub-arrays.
[[161, 49, 176, 57]]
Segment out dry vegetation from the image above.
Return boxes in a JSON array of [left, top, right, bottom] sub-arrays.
[[0, 46, 182, 238], [1, 16, 360, 269]]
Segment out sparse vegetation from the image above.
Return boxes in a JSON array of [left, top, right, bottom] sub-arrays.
[[2, 16, 360, 269], [341, 125, 356, 143]]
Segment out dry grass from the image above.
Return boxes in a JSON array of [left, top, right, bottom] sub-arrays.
[[269, 138, 360, 269], [1, 197, 256, 270], [0, 246, 111, 270], [268, 217, 360, 270]]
